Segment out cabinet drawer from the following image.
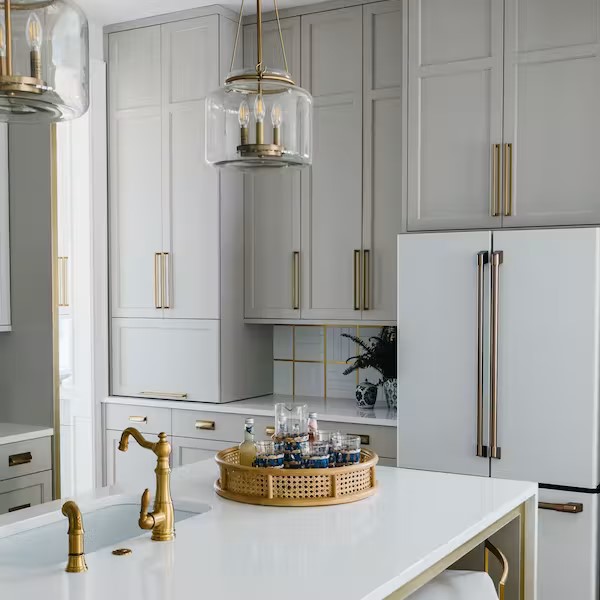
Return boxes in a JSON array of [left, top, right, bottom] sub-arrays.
[[0, 470, 53, 515], [111, 318, 220, 402], [172, 409, 247, 442], [0, 438, 52, 481], [172, 437, 232, 467], [538, 489, 599, 600], [105, 403, 171, 435]]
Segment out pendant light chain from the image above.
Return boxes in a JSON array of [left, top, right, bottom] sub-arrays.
[[273, 0, 289, 76], [229, 0, 246, 74]]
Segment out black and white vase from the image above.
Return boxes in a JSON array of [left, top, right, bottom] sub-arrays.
[[383, 378, 397, 409], [356, 380, 378, 409]]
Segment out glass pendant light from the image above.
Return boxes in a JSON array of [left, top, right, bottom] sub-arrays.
[[0, 0, 89, 123], [206, 0, 312, 169]]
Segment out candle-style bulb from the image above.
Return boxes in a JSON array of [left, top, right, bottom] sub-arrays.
[[254, 94, 265, 123], [238, 100, 250, 127], [271, 103, 282, 128], [26, 13, 43, 51]]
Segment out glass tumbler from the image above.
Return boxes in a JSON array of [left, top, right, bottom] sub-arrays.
[[254, 441, 284, 468], [307, 441, 331, 469], [340, 435, 362, 466]]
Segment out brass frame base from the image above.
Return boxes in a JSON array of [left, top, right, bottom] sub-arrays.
[[226, 72, 295, 86], [0, 74, 50, 94], [237, 143, 283, 158]]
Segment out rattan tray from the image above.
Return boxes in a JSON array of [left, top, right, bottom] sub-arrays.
[[214, 447, 378, 506]]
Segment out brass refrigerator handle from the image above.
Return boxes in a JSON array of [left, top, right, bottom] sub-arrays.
[[490, 250, 503, 460], [363, 249, 370, 311], [154, 253, 162, 309], [504, 143, 513, 217], [492, 144, 501, 217], [162, 252, 171, 309], [139, 391, 188, 399], [539, 502, 584, 514], [354, 250, 361, 310], [292, 251, 300, 310], [57, 256, 63, 306], [63, 256, 68, 307], [476, 251, 489, 458]]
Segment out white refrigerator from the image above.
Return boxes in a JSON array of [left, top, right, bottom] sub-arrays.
[[397, 228, 600, 600]]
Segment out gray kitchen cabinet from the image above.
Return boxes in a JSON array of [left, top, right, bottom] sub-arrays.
[[172, 437, 232, 467], [0, 471, 52, 515]]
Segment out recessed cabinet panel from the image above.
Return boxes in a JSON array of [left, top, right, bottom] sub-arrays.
[[370, 9, 403, 90], [172, 438, 232, 468], [111, 318, 220, 402], [109, 27, 161, 110], [110, 112, 163, 317], [105, 429, 159, 490]]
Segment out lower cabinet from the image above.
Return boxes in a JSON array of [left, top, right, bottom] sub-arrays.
[[172, 438, 232, 467], [0, 471, 53, 515]]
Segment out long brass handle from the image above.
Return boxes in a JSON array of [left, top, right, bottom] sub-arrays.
[[162, 252, 171, 309], [476, 251, 489, 458], [348, 433, 370, 446], [63, 256, 69, 307], [484, 540, 508, 600], [139, 391, 188, 399], [8, 503, 31, 512], [57, 257, 62, 306], [363, 249, 370, 311], [490, 250, 503, 460], [154, 253, 162, 309], [354, 250, 361, 310], [265, 426, 276, 436], [292, 251, 300, 310], [503, 143, 513, 217], [539, 502, 584, 514], [195, 420, 215, 431], [492, 144, 501, 217], [9, 451, 33, 467], [128, 416, 148, 424]]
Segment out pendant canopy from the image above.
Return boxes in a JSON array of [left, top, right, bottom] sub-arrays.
[[0, 0, 89, 123], [206, 0, 312, 170]]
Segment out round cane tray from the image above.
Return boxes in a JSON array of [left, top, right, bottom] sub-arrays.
[[214, 447, 378, 507]]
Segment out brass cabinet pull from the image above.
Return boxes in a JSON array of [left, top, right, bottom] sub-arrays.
[[57, 257, 63, 307], [195, 420, 215, 431], [128, 415, 147, 424], [63, 256, 69, 307], [354, 250, 361, 310], [154, 253, 162, 309], [476, 251, 489, 458], [503, 143, 513, 217], [348, 433, 370, 446], [292, 251, 300, 310], [265, 426, 276, 436], [9, 452, 32, 467], [8, 503, 31, 512], [139, 391, 188, 399], [162, 252, 171, 309], [492, 144, 501, 217], [363, 249, 370, 311], [539, 502, 584, 514], [490, 251, 503, 460]]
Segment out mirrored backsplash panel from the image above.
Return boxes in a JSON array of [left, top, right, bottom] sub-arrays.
[[273, 325, 392, 399]]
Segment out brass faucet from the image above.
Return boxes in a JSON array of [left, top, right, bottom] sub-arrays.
[[118, 428, 174, 542], [61, 501, 88, 573]]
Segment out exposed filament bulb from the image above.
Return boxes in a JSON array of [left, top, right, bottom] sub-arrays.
[[26, 13, 43, 51]]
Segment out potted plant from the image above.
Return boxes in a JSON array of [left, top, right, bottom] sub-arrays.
[[342, 327, 397, 409]]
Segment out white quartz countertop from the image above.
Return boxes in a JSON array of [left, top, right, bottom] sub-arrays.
[[103, 394, 397, 427], [0, 460, 536, 600], [0, 422, 53, 445]]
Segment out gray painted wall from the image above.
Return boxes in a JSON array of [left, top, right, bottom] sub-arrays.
[[0, 124, 54, 427]]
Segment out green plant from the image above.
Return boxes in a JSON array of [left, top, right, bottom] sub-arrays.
[[342, 327, 397, 382]]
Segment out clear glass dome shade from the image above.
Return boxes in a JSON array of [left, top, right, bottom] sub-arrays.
[[0, 0, 89, 123], [206, 68, 312, 170]]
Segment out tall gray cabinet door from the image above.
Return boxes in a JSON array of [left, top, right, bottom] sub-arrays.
[[300, 7, 363, 320], [397, 231, 492, 478], [243, 18, 301, 320], [161, 17, 220, 319], [491, 228, 600, 489], [109, 27, 164, 318], [503, 0, 600, 227], [407, 0, 504, 231], [362, 0, 404, 322]]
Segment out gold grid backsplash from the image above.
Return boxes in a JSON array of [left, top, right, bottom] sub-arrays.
[[273, 325, 390, 399]]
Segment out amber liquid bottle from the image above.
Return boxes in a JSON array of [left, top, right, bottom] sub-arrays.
[[239, 418, 257, 466]]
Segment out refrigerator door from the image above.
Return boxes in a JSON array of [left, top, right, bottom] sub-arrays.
[[491, 228, 600, 488], [397, 231, 492, 477], [538, 488, 599, 600]]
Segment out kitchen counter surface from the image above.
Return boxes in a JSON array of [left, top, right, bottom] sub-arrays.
[[0, 422, 53, 445], [0, 460, 537, 599], [103, 394, 398, 427]]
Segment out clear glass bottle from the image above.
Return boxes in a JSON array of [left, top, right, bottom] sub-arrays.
[[308, 412, 319, 442], [239, 418, 256, 467]]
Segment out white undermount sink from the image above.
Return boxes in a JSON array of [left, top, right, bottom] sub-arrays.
[[0, 496, 210, 568]]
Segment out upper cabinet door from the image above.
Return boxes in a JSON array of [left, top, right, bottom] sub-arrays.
[[492, 228, 600, 488], [0, 125, 9, 330], [362, 0, 404, 321], [300, 7, 364, 320], [243, 18, 302, 320], [109, 27, 164, 318], [503, 0, 600, 227], [407, 0, 504, 231], [161, 17, 220, 320]]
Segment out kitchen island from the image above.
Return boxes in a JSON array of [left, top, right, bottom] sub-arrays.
[[0, 461, 537, 599]]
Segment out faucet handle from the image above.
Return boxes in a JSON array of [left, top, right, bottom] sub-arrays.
[[140, 488, 150, 519]]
